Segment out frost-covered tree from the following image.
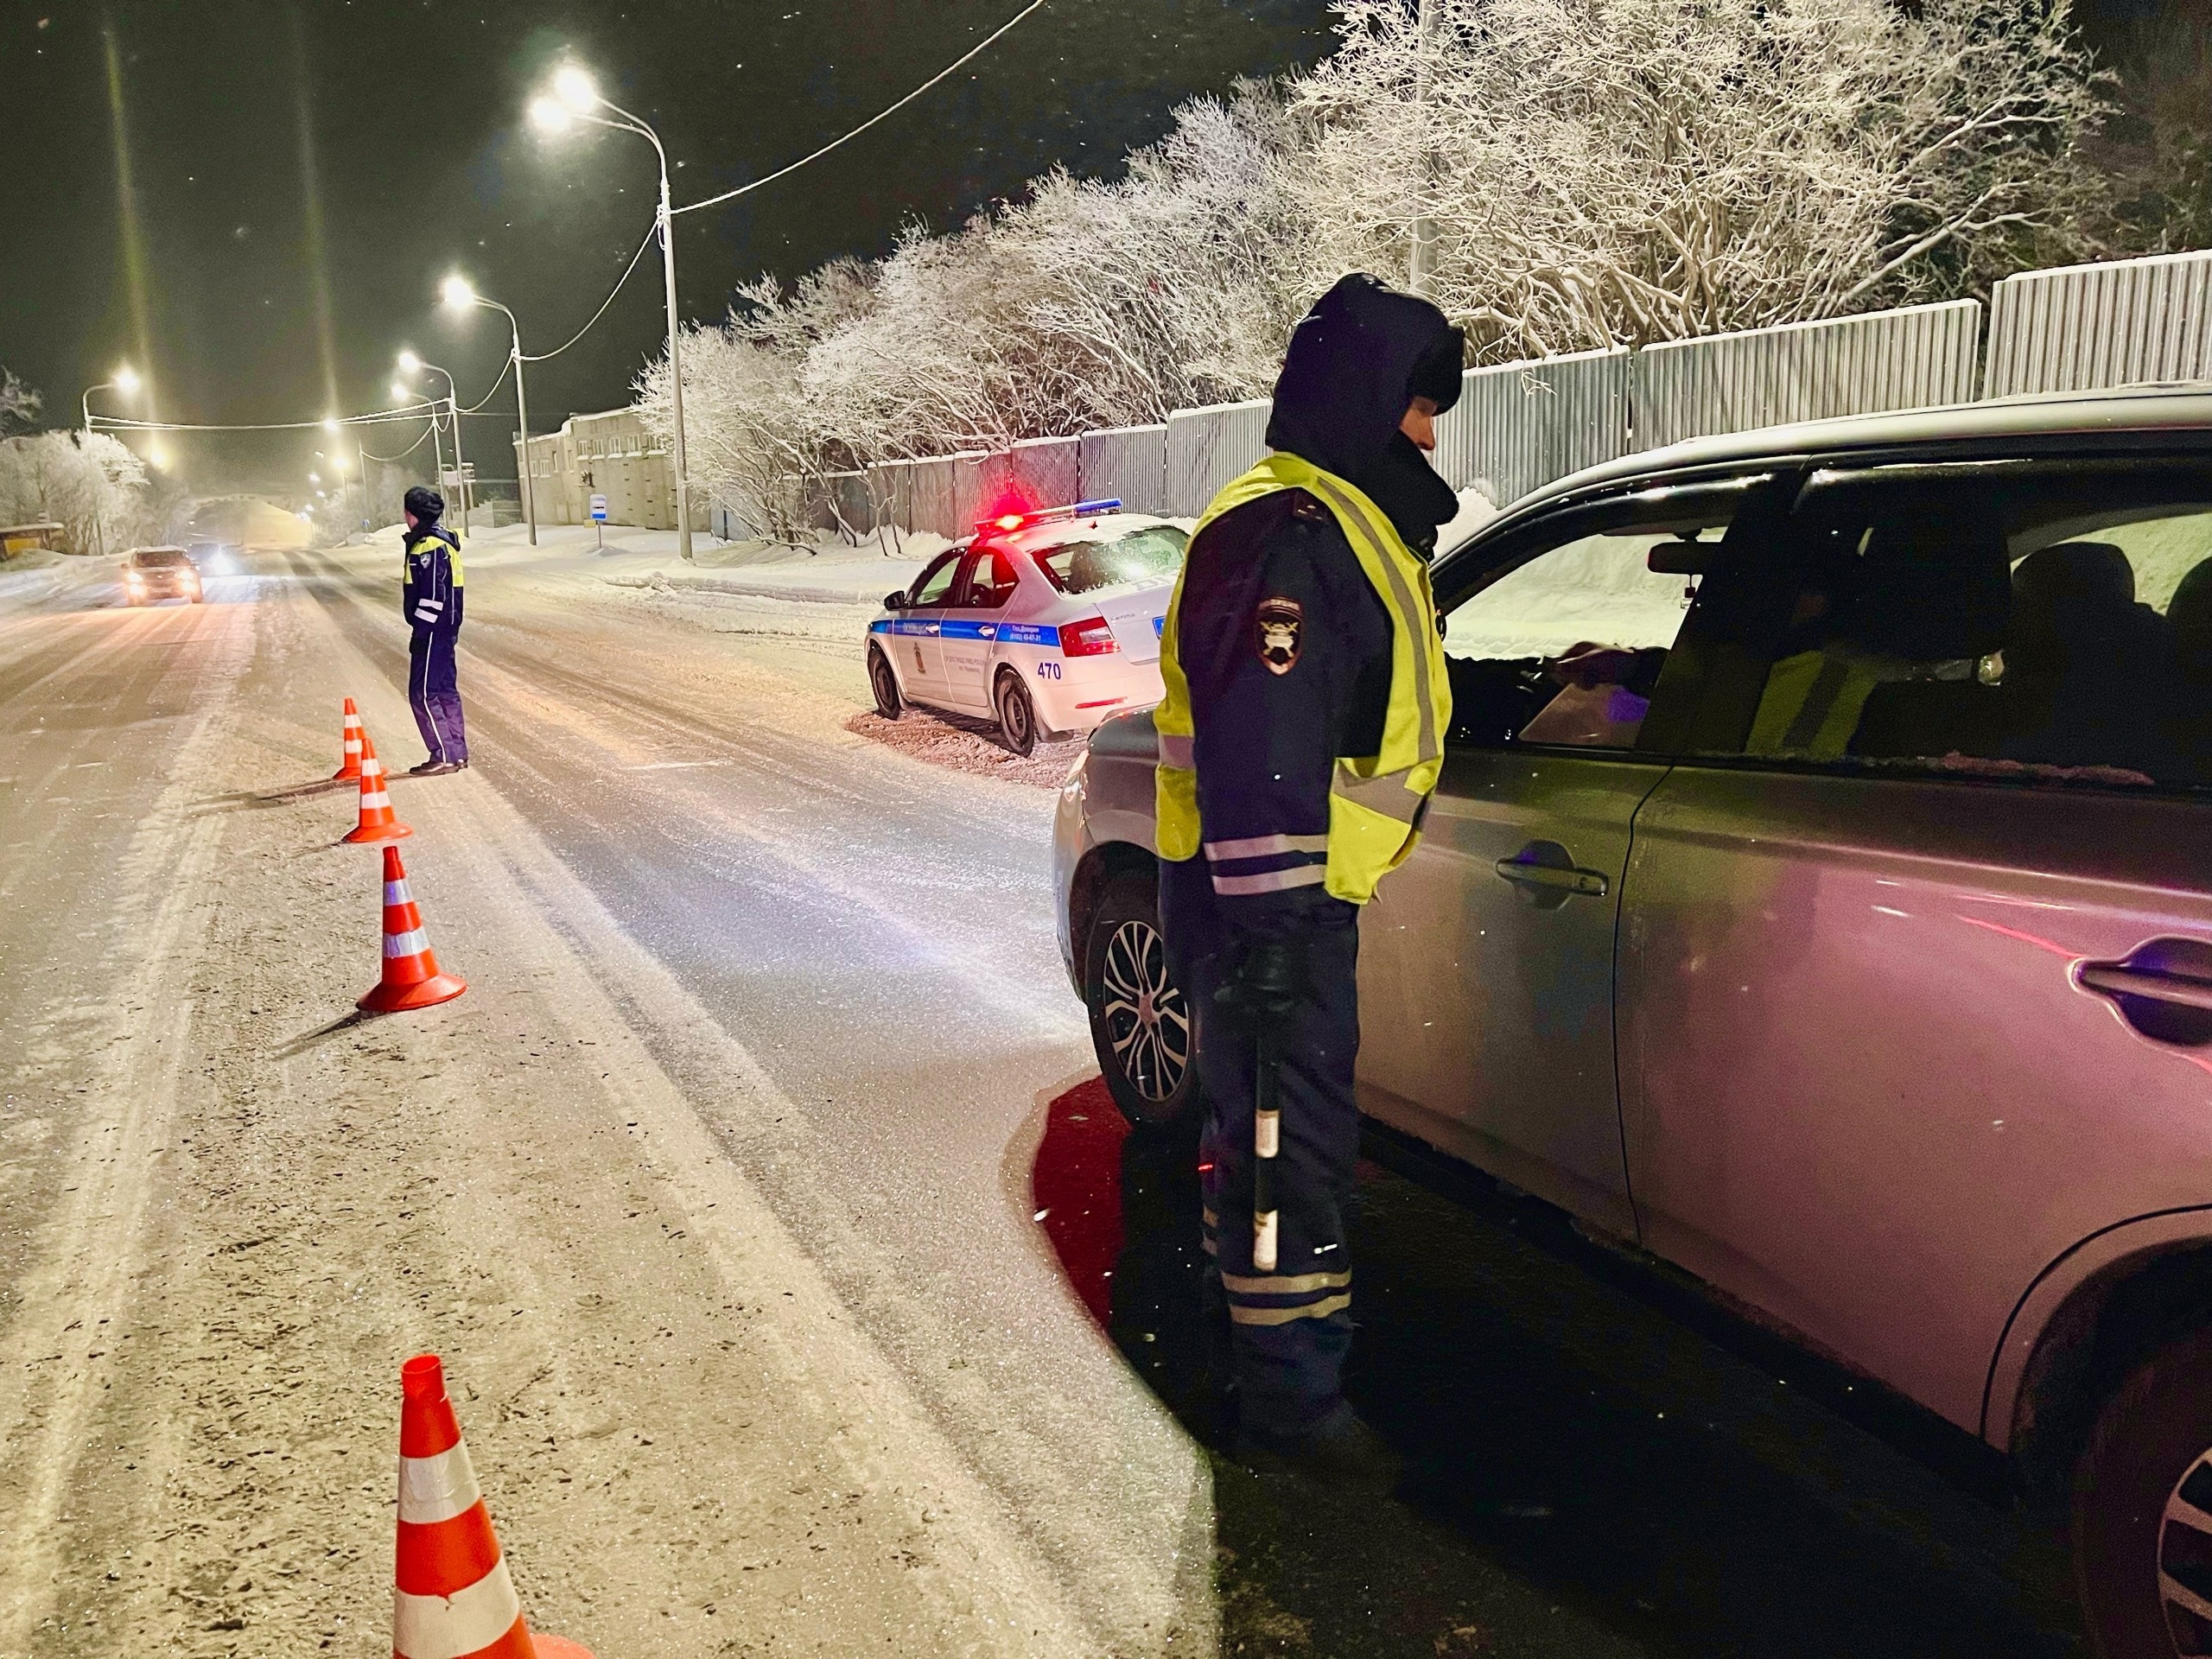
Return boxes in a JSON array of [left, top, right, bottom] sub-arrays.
[[648, 0, 2121, 511], [0, 430, 151, 554], [1301, 0, 2112, 357], [0, 369, 40, 435]]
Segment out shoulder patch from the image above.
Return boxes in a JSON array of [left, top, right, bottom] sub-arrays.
[[1255, 596, 1304, 675]]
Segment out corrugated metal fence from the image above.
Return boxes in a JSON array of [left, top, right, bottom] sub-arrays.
[[1635, 301, 1981, 449], [1440, 348, 1635, 506], [781, 249, 2212, 539], [1985, 251, 2212, 398]]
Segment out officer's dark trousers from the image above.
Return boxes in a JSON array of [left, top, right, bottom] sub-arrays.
[[1160, 855, 1362, 1435], [408, 626, 467, 764]]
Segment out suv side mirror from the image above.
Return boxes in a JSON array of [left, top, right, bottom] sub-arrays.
[[884, 590, 907, 610], [1647, 536, 1715, 576]]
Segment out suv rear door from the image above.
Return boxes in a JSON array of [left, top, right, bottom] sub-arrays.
[[1618, 448, 2212, 1431], [1354, 474, 1785, 1235]]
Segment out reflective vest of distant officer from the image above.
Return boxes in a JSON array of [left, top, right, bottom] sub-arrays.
[[400, 484, 469, 774], [1154, 273, 1461, 1484]]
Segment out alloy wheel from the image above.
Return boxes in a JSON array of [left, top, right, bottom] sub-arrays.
[[2161, 1448, 2212, 1652], [1097, 918, 1189, 1103]]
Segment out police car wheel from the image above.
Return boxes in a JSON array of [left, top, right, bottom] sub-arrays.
[[995, 671, 1039, 758], [868, 645, 903, 719], [1085, 869, 1200, 1128]]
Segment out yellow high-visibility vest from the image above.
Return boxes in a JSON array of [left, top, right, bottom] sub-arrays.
[[1155, 453, 1452, 906], [400, 528, 465, 587]]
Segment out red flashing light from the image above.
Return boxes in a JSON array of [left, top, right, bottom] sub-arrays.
[[994, 512, 1024, 531], [1061, 616, 1119, 657]]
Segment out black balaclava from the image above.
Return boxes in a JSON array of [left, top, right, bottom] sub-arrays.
[[1265, 273, 1465, 554]]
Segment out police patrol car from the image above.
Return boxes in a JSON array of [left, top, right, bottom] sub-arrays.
[[866, 499, 1187, 755]]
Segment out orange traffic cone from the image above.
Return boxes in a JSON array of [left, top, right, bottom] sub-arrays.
[[359, 846, 466, 1013], [393, 1355, 594, 1659], [331, 697, 365, 781], [342, 729, 412, 844]]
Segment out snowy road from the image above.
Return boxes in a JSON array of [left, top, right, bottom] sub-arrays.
[[0, 530, 2083, 1658]]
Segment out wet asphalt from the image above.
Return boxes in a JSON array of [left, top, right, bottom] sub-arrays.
[[1037, 1077, 2084, 1657]]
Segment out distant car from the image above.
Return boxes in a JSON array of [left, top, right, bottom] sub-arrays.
[[1055, 388, 2212, 1657], [121, 546, 202, 606], [866, 499, 1186, 755]]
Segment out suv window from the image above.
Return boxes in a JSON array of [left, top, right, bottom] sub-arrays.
[[961, 548, 1020, 609], [906, 551, 962, 608], [1717, 456, 2212, 790], [130, 549, 190, 568], [1440, 486, 1751, 750]]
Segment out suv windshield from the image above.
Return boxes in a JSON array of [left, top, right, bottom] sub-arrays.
[[130, 550, 190, 567], [1032, 524, 1186, 595]]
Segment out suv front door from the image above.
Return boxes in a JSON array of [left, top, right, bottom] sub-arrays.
[[1618, 450, 2212, 1431], [1355, 476, 1782, 1234]]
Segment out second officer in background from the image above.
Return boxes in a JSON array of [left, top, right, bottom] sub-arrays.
[[400, 484, 469, 775], [1154, 273, 1462, 1484]]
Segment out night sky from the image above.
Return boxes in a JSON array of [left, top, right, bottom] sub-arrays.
[[1, 1, 1336, 487]]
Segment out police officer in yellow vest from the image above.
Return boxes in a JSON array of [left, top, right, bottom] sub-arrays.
[[1155, 274, 1460, 1482], [400, 485, 468, 775]]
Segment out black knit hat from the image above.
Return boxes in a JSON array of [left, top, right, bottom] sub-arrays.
[[403, 485, 445, 521]]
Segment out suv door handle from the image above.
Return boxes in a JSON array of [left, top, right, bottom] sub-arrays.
[[1494, 841, 1608, 909], [2077, 965, 2212, 1014], [2076, 940, 2212, 1046]]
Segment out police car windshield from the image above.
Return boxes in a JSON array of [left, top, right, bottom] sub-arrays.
[[1032, 524, 1187, 595]]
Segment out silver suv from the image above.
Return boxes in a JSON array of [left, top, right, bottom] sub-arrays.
[[1053, 390, 2212, 1659]]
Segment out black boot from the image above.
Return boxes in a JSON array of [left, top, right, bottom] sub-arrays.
[[1237, 1401, 1404, 1494]]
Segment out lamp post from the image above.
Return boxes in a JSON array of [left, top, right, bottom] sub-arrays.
[[80, 364, 140, 439], [399, 351, 472, 532], [533, 66, 693, 561], [442, 276, 536, 545], [394, 379, 448, 512], [78, 365, 140, 559]]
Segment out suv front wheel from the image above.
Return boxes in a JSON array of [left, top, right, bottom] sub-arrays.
[[2075, 1325, 2212, 1657], [1084, 868, 1201, 1128]]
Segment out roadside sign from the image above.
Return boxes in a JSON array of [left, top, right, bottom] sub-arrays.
[[589, 493, 609, 522]]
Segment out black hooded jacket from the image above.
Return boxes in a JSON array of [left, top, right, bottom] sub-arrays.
[[1169, 274, 1463, 930]]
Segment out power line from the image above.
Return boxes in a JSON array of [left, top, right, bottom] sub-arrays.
[[455, 353, 515, 415], [358, 422, 439, 464], [672, 0, 1047, 218], [522, 220, 659, 362], [89, 403, 441, 434]]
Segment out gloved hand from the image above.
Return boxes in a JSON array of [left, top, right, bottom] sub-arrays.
[[1213, 934, 1311, 1034]]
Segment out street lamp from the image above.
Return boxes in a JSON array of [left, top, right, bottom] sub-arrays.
[[531, 62, 694, 560], [80, 364, 140, 438], [78, 367, 143, 561], [442, 276, 538, 545], [397, 350, 474, 533]]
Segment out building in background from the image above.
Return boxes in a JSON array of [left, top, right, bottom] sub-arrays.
[[515, 409, 708, 532]]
